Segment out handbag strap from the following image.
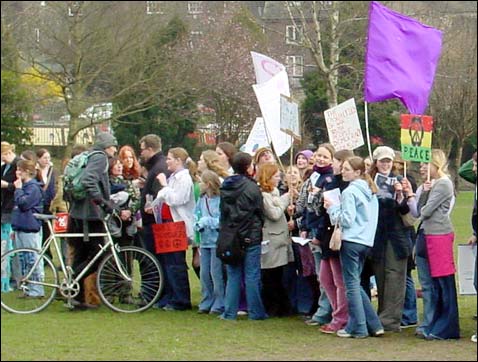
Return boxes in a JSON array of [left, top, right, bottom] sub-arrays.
[[205, 197, 213, 217]]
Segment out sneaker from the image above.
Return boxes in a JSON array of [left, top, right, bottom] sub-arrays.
[[237, 310, 248, 316], [305, 319, 320, 326], [471, 334, 477, 343], [371, 329, 385, 337], [337, 329, 368, 339], [197, 309, 209, 314], [319, 324, 337, 334], [337, 329, 353, 338], [400, 322, 418, 329]]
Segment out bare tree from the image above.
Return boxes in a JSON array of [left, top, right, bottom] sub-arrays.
[[284, 1, 368, 108], [3, 2, 192, 158]]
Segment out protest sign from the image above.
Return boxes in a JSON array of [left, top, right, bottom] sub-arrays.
[[324, 98, 364, 151], [242, 117, 270, 155], [280, 95, 300, 139], [400, 114, 433, 162], [152, 221, 188, 254]]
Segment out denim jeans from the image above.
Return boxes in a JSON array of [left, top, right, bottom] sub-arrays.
[[1, 223, 13, 292], [156, 250, 191, 310], [199, 247, 225, 313], [415, 230, 437, 335], [222, 244, 267, 320], [13, 231, 44, 297], [340, 241, 383, 337], [401, 272, 418, 325]]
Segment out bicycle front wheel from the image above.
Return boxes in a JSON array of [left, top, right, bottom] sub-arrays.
[[1, 248, 58, 314], [97, 246, 163, 313]]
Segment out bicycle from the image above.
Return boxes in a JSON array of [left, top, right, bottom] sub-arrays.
[[1, 212, 163, 314]]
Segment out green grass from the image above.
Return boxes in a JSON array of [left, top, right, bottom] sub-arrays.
[[1, 192, 477, 361]]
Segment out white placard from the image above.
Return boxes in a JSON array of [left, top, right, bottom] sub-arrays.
[[251, 51, 285, 84], [280, 95, 300, 139], [324, 98, 364, 151], [252, 70, 292, 157], [457, 244, 477, 295], [242, 118, 270, 155]]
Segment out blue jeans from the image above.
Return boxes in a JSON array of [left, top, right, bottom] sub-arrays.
[[415, 230, 437, 335], [156, 250, 191, 310], [222, 244, 267, 320], [340, 241, 383, 337], [401, 273, 418, 325], [13, 231, 44, 297], [199, 247, 225, 313]]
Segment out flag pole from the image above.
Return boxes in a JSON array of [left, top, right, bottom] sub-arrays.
[[364, 101, 373, 160]]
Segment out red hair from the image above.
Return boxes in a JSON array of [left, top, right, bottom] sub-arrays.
[[258, 163, 279, 193], [118, 145, 140, 180]]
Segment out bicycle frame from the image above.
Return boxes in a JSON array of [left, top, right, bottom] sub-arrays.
[[24, 214, 131, 292]]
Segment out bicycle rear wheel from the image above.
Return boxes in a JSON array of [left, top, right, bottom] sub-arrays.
[[97, 246, 163, 313], [1, 248, 58, 314]]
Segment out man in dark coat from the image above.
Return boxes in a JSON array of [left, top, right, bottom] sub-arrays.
[[67, 131, 118, 309]]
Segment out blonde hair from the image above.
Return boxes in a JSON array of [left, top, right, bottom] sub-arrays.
[[201, 150, 229, 178], [168, 147, 196, 179], [258, 163, 279, 193], [430, 149, 449, 178], [200, 170, 221, 196], [317, 143, 336, 159], [1, 141, 15, 155]]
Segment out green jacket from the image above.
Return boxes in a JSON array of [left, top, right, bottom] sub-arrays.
[[458, 158, 476, 184]]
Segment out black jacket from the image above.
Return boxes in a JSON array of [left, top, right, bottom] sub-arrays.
[[1, 156, 20, 223], [220, 175, 264, 247], [140, 151, 170, 226]]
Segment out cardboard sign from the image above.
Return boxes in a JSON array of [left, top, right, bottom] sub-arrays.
[[457, 244, 477, 295], [242, 117, 270, 155], [324, 98, 364, 151], [152, 221, 188, 254], [280, 95, 300, 139], [400, 114, 433, 162], [53, 213, 69, 233]]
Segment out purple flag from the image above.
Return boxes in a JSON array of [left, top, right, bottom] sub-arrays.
[[364, 1, 443, 114]]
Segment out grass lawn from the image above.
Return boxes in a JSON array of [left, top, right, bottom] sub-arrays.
[[1, 192, 477, 361]]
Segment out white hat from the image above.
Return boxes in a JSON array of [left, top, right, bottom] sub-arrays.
[[373, 146, 395, 161]]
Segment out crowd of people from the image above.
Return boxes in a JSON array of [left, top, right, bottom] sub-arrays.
[[1, 134, 476, 342]]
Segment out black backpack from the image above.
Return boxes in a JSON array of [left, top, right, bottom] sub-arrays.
[[216, 224, 246, 265]]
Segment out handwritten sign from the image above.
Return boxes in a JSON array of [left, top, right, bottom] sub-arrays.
[[53, 212, 69, 233], [152, 221, 188, 254], [400, 114, 433, 162], [280, 95, 300, 139], [251, 51, 285, 84], [324, 98, 364, 151]]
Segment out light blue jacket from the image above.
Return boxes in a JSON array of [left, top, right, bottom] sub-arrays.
[[327, 179, 378, 247], [194, 194, 220, 248]]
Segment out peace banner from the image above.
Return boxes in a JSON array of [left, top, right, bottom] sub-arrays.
[[400, 114, 433, 162]]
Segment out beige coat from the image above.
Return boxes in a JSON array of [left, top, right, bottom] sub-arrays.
[[261, 188, 292, 269]]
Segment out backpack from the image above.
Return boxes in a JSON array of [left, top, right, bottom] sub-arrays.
[[63, 150, 104, 202], [216, 224, 246, 265]]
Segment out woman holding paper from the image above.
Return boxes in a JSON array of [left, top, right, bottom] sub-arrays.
[[325, 156, 382, 338]]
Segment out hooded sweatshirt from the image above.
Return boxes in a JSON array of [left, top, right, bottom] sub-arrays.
[[327, 179, 378, 247], [220, 175, 264, 246]]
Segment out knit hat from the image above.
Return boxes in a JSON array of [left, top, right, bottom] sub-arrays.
[[95, 132, 118, 149], [295, 150, 313, 164], [253, 147, 273, 164], [373, 146, 395, 161]]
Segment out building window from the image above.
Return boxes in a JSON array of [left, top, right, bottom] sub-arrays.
[[146, 1, 162, 15], [286, 55, 304, 77], [40, 1, 46, 6], [188, 30, 203, 49], [286, 25, 302, 45], [188, 1, 203, 14], [34, 28, 40, 43], [68, 1, 83, 17]]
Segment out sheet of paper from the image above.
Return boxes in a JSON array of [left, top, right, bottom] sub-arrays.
[[323, 188, 341, 207], [291, 237, 311, 246]]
